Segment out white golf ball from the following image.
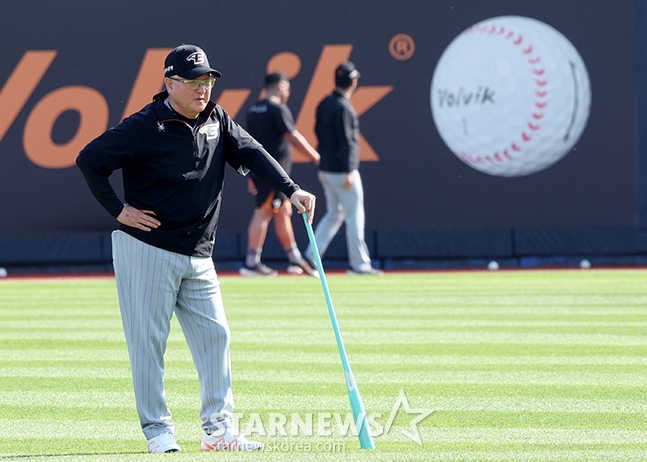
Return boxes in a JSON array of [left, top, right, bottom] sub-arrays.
[[579, 259, 591, 269], [0, 267, 7, 278], [487, 261, 499, 271], [431, 16, 591, 176]]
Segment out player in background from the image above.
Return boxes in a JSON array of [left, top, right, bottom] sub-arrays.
[[305, 61, 383, 275], [241, 71, 320, 277]]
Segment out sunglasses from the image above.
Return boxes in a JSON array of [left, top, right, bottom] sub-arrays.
[[168, 76, 216, 90]]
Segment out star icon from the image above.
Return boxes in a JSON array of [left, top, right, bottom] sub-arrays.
[[383, 389, 435, 445]]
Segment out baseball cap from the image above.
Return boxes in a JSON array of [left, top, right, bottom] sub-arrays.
[[164, 44, 222, 79], [335, 61, 360, 88]]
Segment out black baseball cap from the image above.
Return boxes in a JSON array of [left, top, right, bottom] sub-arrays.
[[335, 61, 360, 88], [164, 44, 222, 79]]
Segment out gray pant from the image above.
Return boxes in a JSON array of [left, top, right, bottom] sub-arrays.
[[305, 170, 372, 272], [111, 231, 233, 440]]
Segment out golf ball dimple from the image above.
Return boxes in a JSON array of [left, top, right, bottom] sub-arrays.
[[430, 16, 591, 177]]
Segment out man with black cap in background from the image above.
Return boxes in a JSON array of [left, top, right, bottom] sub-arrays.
[[76, 44, 316, 453], [305, 61, 383, 275]]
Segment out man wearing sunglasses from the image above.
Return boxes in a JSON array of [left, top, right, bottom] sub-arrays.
[[76, 44, 316, 453]]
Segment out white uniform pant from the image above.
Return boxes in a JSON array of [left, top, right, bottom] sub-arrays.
[[306, 170, 372, 272], [112, 230, 233, 440]]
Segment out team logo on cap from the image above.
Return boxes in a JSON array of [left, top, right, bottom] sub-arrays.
[[186, 51, 206, 65]]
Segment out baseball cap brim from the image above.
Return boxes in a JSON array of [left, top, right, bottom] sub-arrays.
[[178, 66, 222, 79]]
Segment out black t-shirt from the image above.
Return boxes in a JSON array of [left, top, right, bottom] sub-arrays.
[[246, 98, 295, 173]]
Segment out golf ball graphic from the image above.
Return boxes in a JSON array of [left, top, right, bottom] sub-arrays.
[[431, 16, 591, 177]]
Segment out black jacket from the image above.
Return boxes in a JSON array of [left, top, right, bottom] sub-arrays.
[[315, 91, 360, 173], [77, 97, 299, 257]]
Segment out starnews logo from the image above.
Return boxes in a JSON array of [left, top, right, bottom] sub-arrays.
[[211, 389, 434, 447]]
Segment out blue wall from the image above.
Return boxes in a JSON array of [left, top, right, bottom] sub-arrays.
[[0, 0, 644, 272]]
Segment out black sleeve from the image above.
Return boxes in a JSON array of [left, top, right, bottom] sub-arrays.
[[76, 155, 124, 218], [75, 116, 143, 219], [245, 148, 300, 197]]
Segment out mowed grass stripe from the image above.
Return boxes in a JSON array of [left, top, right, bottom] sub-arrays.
[[4, 391, 647, 414], [5, 341, 647, 357], [3, 363, 645, 387], [1, 270, 647, 459], [3, 330, 645, 348], [6, 349, 646, 366]]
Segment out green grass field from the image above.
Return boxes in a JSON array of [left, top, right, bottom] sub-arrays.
[[1, 269, 647, 461]]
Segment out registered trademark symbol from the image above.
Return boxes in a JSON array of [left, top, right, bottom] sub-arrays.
[[389, 33, 415, 61]]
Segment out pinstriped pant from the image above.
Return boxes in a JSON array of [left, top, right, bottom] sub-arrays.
[[111, 230, 233, 440]]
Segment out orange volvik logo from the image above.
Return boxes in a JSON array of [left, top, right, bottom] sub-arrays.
[[0, 45, 393, 169]]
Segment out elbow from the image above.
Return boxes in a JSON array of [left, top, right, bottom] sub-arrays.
[[75, 153, 86, 170]]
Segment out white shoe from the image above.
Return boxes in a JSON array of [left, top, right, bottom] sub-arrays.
[[287, 259, 319, 278], [201, 427, 264, 451], [147, 433, 181, 453], [347, 267, 384, 276]]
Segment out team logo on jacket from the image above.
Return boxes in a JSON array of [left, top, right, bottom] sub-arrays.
[[198, 122, 220, 140]]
